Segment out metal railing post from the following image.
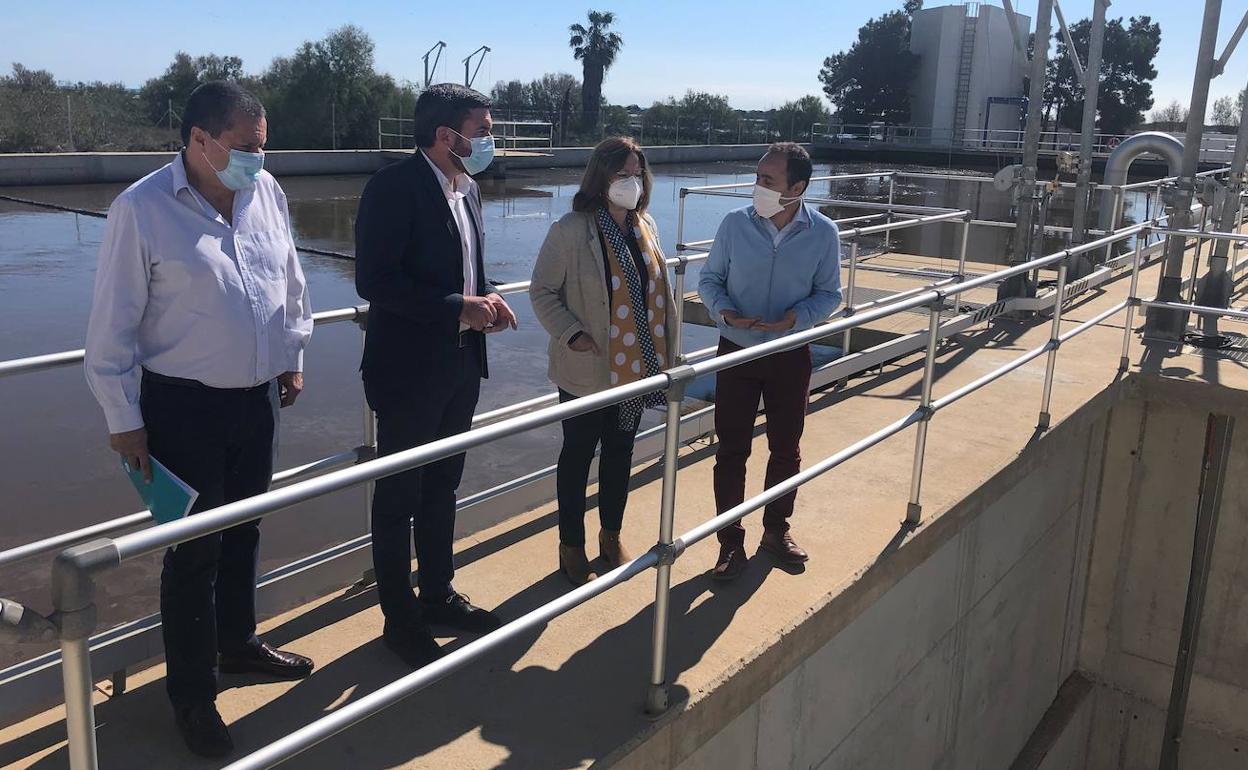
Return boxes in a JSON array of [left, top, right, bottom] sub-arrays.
[[1037, 260, 1070, 430], [1120, 232, 1146, 370], [673, 188, 689, 365], [1103, 186, 1124, 263], [645, 366, 694, 715], [840, 241, 859, 356], [51, 539, 119, 770], [885, 174, 897, 248], [953, 215, 971, 308], [906, 298, 943, 524]]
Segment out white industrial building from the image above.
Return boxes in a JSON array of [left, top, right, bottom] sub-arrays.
[[908, 2, 1031, 144]]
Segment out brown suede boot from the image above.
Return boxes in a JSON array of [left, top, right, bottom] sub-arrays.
[[598, 530, 632, 569], [559, 544, 592, 586]]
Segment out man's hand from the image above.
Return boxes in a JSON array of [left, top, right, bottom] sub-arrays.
[[568, 332, 601, 354], [754, 309, 797, 333], [460, 296, 498, 331], [484, 293, 518, 332], [110, 428, 151, 483], [721, 309, 761, 330], [278, 371, 303, 408]]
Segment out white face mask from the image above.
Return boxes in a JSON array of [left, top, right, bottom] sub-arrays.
[[752, 184, 800, 218], [608, 176, 643, 210]]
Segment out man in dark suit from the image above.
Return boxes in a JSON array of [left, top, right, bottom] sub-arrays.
[[354, 83, 517, 667]]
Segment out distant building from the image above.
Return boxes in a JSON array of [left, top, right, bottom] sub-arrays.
[[908, 2, 1029, 144]]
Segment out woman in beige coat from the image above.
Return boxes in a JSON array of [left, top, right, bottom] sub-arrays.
[[529, 137, 678, 585]]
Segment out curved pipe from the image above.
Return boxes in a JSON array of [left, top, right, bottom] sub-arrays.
[[1099, 132, 1184, 231]]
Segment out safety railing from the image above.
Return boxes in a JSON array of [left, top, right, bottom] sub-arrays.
[[2, 168, 1238, 769]]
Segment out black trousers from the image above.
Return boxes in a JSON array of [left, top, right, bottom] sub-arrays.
[[556, 389, 639, 547], [141, 371, 278, 706], [365, 343, 482, 629]]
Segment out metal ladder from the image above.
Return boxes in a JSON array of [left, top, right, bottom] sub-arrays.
[[953, 8, 978, 146]]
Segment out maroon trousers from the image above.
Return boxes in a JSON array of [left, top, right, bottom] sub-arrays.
[[712, 337, 813, 546]]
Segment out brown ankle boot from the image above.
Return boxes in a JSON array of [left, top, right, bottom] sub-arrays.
[[598, 530, 632, 569], [559, 544, 592, 586]]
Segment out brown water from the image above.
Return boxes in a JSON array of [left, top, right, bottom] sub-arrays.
[[0, 159, 1156, 667]]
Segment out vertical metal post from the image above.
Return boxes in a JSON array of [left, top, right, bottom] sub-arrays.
[[1102, 187, 1124, 264], [885, 175, 897, 249], [1189, 208, 1209, 304], [953, 216, 971, 308], [1120, 233, 1146, 370], [1037, 260, 1069, 430], [358, 314, 378, 583], [906, 299, 943, 524], [646, 374, 688, 715], [1071, 0, 1109, 244], [840, 242, 859, 356], [1158, 413, 1236, 770], [61, 637, 99, 770], [673, 189, 688, 365], [1008, 0, 1055, 270]]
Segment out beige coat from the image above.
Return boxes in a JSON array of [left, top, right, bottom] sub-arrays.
[[529, 210, 679, 397]]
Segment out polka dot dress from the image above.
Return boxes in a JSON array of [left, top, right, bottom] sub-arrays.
[[597, 208, 667, 431]]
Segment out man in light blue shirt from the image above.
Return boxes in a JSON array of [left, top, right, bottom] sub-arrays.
[[698, 142, 842, 581], [85, 81, 314, 759]]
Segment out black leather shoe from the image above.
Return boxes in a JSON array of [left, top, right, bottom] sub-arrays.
[[219, 641, 314, 680], [383, 624, 443, 668], [174, 701, 233, 759], [759, 529, 810, 565], [711, 544, 748, 582], [421, 592, 502, 634]]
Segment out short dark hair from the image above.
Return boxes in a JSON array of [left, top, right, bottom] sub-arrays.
[[181, 81, 265, 146], [572, 136, 652, 215], [413, 83, 492, 148], [767, 142, 813, 189]]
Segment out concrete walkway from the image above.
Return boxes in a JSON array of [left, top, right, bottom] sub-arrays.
[[0, 241, 1240, 769]]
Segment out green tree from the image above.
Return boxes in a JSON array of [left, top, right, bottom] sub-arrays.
[[1211, 95, 1236, 127], [138, 52, 244, 127], [5, 63, 57, 91], [818, 4, 920, 124], [569, 10, 623, 131], [1150, 99, 1187, 127], [256, 26, 411, 149], [1044, 16, 1160, 134], [775, 95, 832, 140]]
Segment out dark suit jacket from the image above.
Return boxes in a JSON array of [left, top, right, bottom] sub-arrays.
[[354, 152, 495, 385]]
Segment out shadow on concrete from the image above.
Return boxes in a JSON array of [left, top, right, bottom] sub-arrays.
[[4, 560, 784, 770]]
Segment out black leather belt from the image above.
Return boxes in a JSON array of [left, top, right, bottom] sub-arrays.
[[142, 368, 270, 393], [458, 329, 482, 348]]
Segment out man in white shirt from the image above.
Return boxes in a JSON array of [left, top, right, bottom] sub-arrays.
[[354, 83, 517, 670], [84, 81, 314, 759]]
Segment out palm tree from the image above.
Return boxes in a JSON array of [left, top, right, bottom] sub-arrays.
[[569, 10, 623, 133]]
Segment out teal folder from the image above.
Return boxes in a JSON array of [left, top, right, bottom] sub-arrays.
[[123, 457, 199, 524]]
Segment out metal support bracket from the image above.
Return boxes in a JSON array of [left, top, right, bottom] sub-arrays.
[[651, 538, 686, 567], [664, 364, 697, 403]]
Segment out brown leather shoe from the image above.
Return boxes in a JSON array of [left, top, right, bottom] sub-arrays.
[[711, 544, 748, 581], [598, 530, 632, 569], [559, 544, 593, 586], [759, 529, 809, 564]]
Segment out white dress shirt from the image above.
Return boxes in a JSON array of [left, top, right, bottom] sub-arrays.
[[756, 201, 811, 247], [421, 150, 478, 331], [85, 152, 314, 433]]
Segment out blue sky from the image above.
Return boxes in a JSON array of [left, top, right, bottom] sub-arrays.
[[4, 1, 1246, 115]]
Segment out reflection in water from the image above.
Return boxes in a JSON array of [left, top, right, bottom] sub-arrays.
[[0, 160, 1157, 666]]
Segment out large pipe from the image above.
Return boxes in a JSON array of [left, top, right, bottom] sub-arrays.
[[1097, 132, 1185, 233], [1194, 72, 1248, 310], [1146, 0, 1223, 340]]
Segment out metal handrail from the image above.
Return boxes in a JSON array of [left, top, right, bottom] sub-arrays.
[[9, 165, 1238, 769], [219, 216, 1181, 770]]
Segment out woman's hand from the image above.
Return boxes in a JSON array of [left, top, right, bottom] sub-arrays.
[[568, 332, 601, 354]]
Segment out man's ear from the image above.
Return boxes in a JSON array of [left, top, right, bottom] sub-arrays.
[[791, 179, 809, 198]]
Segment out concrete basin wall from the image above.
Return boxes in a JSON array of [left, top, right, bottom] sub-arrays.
[[624, 373, 1248, 770]]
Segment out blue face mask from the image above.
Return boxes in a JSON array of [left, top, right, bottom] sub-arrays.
[[448, 128, 495, 176], [205, 137, 264, 191]]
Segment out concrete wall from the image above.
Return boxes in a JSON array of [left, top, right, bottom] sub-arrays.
[[908, 4, 1028, 138], [970, 6, 1029, 135], [909, 5, 967, 133], [618, 381, 1116, 770], [0, 144, 782, 186], [1077, 376, 1248, 767], [619, 374, 1248, 770]]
